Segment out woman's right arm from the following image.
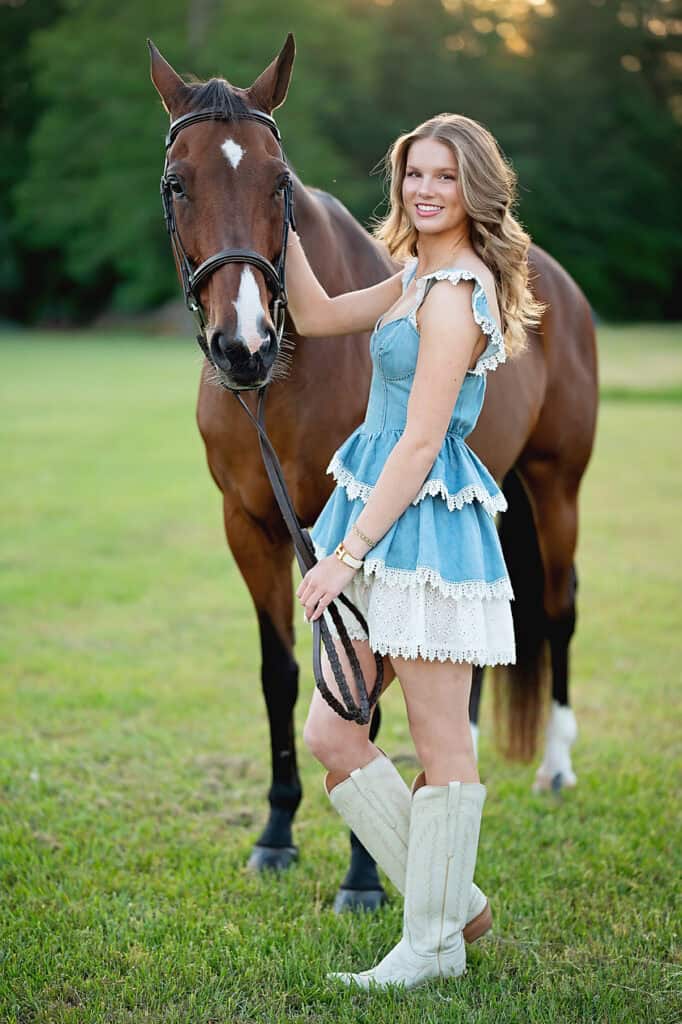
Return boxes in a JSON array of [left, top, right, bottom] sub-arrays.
[[285, 231, 405, 338]]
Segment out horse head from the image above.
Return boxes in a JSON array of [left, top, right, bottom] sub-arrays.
[[149, 36, 296, 390]]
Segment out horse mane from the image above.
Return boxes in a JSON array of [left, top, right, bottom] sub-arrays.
[[184, 77, 251, 119]]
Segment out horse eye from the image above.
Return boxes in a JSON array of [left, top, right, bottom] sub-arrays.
[[274, 173, 290, 196], [168, 176, 186, 198]]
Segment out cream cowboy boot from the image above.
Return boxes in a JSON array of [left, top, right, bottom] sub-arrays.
[[330, 780, 487, 990], [326, 755, 491, 942]]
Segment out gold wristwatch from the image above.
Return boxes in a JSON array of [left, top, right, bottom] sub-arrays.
[[334, 542, 364, 570]]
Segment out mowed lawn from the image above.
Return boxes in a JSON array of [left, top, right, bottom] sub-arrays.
[[1, 326, 680, 1023]]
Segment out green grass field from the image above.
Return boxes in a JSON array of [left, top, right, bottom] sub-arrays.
[[1, 327, 681, 1023]]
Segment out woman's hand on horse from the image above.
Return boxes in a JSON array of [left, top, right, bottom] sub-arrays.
[[296, 556, 358, 622]]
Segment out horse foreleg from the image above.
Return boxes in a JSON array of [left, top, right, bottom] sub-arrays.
[[250, 606, 302, 868], [222, 498, 302, 870]]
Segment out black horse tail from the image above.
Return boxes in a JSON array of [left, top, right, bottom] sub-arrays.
[[493, 467, 547, 761]]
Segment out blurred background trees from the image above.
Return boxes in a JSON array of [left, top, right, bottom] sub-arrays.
[[2, 0, 680, 324]]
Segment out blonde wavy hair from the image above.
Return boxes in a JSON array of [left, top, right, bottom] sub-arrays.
[[374, 113, 544, 358]]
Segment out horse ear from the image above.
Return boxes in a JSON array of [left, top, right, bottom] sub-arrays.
[[148, 40, 190, 115], [247, 33, 295, 114]]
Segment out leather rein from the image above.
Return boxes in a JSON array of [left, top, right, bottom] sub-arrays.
[[159, 105, 382, 724]]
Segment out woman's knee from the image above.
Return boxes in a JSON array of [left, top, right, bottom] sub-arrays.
[[302, 638, 381, 767], [303, 701, 372, 770], [302, 707, 352, 768], [301, 710, 333, 764]]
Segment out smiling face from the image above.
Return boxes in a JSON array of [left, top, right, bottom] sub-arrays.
[[401, 137, 469, 240]]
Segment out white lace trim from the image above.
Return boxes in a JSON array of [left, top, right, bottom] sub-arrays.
[[327, 452, 507, 517], [308, 542, 516, 666], [368, 641, 514, 666], [405, 260, 507, 376], [413, 478, 507, 515], [362, 558, 514, 601], [307, 606, 514, 665]]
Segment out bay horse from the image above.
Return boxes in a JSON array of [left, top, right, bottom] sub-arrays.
[[149, 35, 598, 910]]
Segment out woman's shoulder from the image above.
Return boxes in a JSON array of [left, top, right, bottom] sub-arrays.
[[414, 256, 506, 375], [432, 255, 493, 294], [452, 255, 495, 294], [419, 257, 500, 327]]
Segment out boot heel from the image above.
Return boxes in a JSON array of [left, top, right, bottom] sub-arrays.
[[463, 900, 492, 943]]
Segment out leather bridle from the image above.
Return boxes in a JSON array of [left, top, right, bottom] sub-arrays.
[[159, 105, 383, 724], [161, 106, 294, 344]]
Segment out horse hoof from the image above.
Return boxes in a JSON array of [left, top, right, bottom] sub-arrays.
[[333, 887, 388, 914], [532, 770, 577, 794], [247, 844, 299, 872]]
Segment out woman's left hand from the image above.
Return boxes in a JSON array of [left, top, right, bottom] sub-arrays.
[[296, 556, 358, 622]]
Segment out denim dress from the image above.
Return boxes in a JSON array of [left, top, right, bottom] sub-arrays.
[[310, 258, 515, 667]]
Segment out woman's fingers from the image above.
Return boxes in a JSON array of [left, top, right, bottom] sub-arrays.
[[303, 589, 329, 622], [310, 593, 331, 622], [304, 591, 323, 615], [296, 573, 313, 601]]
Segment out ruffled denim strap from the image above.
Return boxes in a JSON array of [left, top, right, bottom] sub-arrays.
[[403, 258, 507, 376]]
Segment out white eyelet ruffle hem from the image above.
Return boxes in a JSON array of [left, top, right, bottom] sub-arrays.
[[310, 541, 516, 667]]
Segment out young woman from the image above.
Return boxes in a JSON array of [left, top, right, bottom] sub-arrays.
[[285, 113, 542, 991]]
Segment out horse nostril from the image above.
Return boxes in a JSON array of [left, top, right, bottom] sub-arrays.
[[264, 326, 278, 357], [208, 330, 233, 368]]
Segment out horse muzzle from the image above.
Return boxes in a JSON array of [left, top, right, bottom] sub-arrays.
[[202, 327, 278, 390]]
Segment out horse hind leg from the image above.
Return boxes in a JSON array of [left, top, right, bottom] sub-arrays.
[[522, 464, 581, 794], [494, 468, 547, 763], [468, 666, 484, 761], [533, 565, 579, 793]]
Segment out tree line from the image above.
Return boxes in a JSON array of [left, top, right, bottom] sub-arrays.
[[1, 0, 680, 325]]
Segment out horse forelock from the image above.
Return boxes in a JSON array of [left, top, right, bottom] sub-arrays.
[[185, 78, 251, 119], [181, 76, 294, 173]]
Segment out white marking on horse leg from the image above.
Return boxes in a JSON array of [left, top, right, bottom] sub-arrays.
[[234, 267, 267, 355], [532, 701, 578, 793], [221, 137, 244, 169], [469, 721, 479, 762]]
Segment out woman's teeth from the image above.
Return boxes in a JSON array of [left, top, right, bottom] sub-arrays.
[[416, 204, 443, 216]]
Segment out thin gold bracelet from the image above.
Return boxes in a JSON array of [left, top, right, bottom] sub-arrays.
[[352, 522, 377, 548]]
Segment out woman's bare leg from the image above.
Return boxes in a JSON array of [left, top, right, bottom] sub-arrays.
[[302, 636, 395, 779], [390, 655, 478, 784]]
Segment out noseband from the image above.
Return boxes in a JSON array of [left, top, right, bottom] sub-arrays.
[[158, 105, 382, 725]]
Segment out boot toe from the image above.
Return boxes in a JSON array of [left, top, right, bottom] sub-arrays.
[[327, 971, 374, 989]]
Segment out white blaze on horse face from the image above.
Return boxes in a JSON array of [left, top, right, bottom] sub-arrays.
[[221, 137, 244, 169], [234, 267, 268, 354]]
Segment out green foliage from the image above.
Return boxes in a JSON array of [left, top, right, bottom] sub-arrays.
[[3, 0, 681, 322], [0, 0, 64, 320]]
